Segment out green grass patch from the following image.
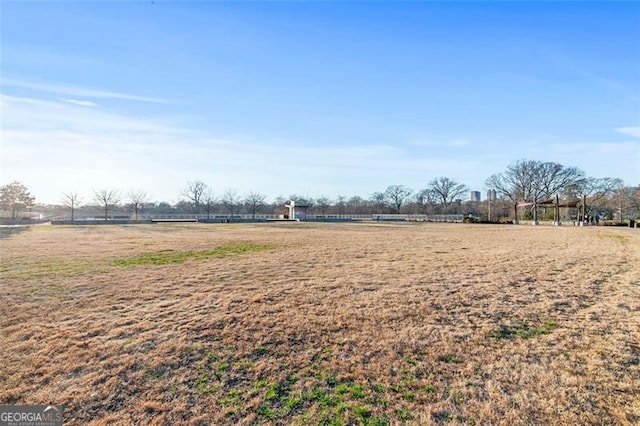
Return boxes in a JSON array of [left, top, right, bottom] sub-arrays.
[[402, 391, 416, 402], [492, 320, 559, 339], [146, 367, 165, 379], [254, 344, 269, 356], [304, 387, 344, 407], [438, 354, 461, 364], [353, 405, 372, 421], [112, 242, 274, 267], [265, 381, 285, 401], [395, 407, 413, 421], [4, 258, 102, 280], [220, 389, 242, 406], [405, 357, 418, 366], [253, 378, 268, 389], [423, 384, 437, 394]]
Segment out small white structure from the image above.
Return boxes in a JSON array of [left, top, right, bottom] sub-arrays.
[[284, 200, 296, 220]]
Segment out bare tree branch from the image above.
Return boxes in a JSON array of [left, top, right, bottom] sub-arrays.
[[428, 177, 468, 212], [384, 185, 413, 213], [222, 189, 240, 221], [127, 189, 150, 221], [244, 191, 267, 218], [182, 181, 207, 214], [93, 189, 120, 220], [62, 192, 82, 221]]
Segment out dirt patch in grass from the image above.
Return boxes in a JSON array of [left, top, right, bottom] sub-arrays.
[[1, 223, 639, 424]]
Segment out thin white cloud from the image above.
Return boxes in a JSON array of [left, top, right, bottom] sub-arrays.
[[410, 138, 470, 148], [2, 77, 167, 103], [550, 141, 638, 154], [61, 98, 98, 107], [4, 92, 632, 203], [615, 127, 640, 138], [4, 93, 479, 202]]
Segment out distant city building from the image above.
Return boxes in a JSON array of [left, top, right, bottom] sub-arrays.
[[470, 191, 481, 202], [486, 189, 497, 201]]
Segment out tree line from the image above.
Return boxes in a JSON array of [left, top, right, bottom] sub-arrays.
[[1, 159, 639, 221]]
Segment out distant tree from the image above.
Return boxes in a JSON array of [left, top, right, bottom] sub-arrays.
[[428, 177, 468, 213], [335, 195, 350, 214], [384, 185, 413, 213], [202, 188, 216, 219], [62, 192, 82, 221], [487, 160, 584, 222], [174, 200, 193, 214], [0, 181, 35, 219], [609, 183, 637, 221], [415, 188, 437, 214], [487, 159, 536, 221], [347, 196, 368, 214], [536, 162, 584, 202], [222, 189, 240, 221], [315, 196, 332, 215], [93, 189, 120, 220], [149, 201, 176, 214], [568, 177, 622, 219], [630, 185, 640, 219], [370, 192, 388, 213], [127, 189, 150, 221], [182, 181, 207, 214], [244, 191, 267, 218]]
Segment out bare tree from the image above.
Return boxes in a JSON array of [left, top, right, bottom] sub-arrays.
[[222, 189, 240, 221], [334, 195, 347, 214], [537, 162, 584, 199], [182, 181, 207, 214], [415, 188, 436, 214], [487, 160, 536, 221], [315, 196, 332, 215], [610, 183, 636, 221], [93, 189, 120, 220], [244, 191, 267, 218], [347, 196, 368, 214], [487, 160, 584, 222], [384, 185, 413, 213], [569, 177, 622, 219], [202, 187, 216, 220], [370, 192, 388, 213], [428, 177, 468, 213], [127, 189, 150, 221], [62, 192, 82, 221], [630, 185, 640, 218]]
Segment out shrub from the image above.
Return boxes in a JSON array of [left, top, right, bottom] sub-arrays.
[[599, 220, 628, 227]]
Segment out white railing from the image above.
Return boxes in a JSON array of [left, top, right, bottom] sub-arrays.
[[48, 213, 466, 222]]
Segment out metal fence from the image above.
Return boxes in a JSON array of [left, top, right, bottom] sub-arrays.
[[46, 213, 466, 222]]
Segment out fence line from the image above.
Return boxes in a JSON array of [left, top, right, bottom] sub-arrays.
[[47, 213, 466, 222]]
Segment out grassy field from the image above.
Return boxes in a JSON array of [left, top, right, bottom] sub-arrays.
[[1, 222, 639, 425]]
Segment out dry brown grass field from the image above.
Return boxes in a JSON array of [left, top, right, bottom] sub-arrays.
[[1, 222, 639, 425]]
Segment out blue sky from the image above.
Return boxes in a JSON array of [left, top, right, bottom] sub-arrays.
[[1, 1, 639, 204]]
